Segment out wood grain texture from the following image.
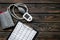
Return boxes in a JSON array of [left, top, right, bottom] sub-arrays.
[[0, 4, 60, 13], [15, 14, 60, 22], [0, 0, 60, 40], [0, 32, 11, 40], [0, 0, 60, 3], [0, 32, 10, 38], [32, 14, 60, 22], [0, 32, 60, 40], [26, 22, 60, 32], [0, 22, 60, 32]]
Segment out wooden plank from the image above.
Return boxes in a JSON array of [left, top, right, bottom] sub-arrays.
[[0, 4, 60, 13], [0, 32, 60, 40], [0, 32, 11, 40], [31, 14, 60, 22], [0, 37, 59, 40], [0, 0, 60, 3], [0, 38, 6, 40], [0, 32, 10, 38], [16, 14, 60, 22], [35, 32, 60, 40], [0, 13, 60, 23], [35, 38, 60, 40], [0, 22, 60, 32], [38, 32, 60, 38], [26, 22, 60, 32], [0, 14, 60, 32]]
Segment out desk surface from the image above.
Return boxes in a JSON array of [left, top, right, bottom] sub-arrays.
[[0, 0, 60, 40]]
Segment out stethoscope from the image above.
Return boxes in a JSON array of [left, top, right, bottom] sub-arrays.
[[7, 3, 32, 22]]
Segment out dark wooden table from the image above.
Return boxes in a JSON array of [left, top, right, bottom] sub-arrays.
[[0, 0, 60, 40]]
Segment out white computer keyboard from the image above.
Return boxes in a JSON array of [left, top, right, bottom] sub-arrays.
[[8, 22, 37, 40]]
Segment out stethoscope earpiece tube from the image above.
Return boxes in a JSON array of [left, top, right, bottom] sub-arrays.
[[8, 3, 33, 22]]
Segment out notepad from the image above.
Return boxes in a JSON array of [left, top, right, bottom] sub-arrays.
[[8, 21, 37, 40]]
